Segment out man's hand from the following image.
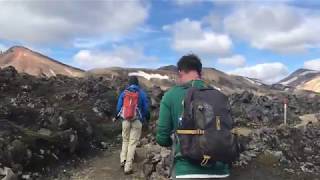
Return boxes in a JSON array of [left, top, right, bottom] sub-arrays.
[[112, 115, 121, 122]]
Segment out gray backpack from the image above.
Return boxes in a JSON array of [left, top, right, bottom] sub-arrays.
[[176, 86, 241, 166]]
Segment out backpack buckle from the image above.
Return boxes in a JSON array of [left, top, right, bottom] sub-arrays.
[[216, 116, 221, 130], [200, 155, 211, 166], [196, 129, 205, 135]]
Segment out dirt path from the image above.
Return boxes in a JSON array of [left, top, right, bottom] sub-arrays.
[[56, 145, 317, 180], [67, 146, 146, 180], [62, 147, 301, 180], [54, 121, 320, 180]]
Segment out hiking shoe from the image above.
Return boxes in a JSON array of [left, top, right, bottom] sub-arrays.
[[124, 169, 133, 175], [120, 161, 126, 168], [124, 162, 133, 175], [124, 161, 133, 174]]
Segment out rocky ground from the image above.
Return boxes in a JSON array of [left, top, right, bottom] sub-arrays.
[[141, 121, 320, 180], [230, 91, 320, 127], [1, 66, 320, 180], [0, 66, 124, 179]]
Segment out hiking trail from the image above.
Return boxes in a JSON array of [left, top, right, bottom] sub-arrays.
[[57, 145, 146, 180], [55, 144, 304, 180], [52, 116, 320, 180]]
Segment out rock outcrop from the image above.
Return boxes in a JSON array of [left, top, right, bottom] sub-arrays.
[[230, 91, 320, 127], [0, 66, 121, 178]]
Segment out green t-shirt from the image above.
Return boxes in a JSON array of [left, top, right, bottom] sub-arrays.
[[156, 80, 230, 176]]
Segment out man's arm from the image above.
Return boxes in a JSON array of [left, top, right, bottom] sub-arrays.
[[140, 90, 149, 120], [156, 93, 173, 147], [116, 91, 125, 116]]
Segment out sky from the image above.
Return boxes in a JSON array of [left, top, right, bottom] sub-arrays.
[[1, 0, 320, 83]]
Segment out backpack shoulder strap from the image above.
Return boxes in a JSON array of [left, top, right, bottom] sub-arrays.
[[184, 87, 197, 109]]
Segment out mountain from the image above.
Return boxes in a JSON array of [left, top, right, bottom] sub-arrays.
[[87, 66, 272, 94], [2, 46, 317, 94], [157, 65, 177, 71], [0, 46, 84, 77], [277, 68, 320, 93]]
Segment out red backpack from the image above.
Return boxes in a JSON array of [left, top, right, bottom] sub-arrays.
[[122, 90, 139, 120]]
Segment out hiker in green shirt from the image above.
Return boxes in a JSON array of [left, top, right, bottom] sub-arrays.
[[156, 54, 230, 179]]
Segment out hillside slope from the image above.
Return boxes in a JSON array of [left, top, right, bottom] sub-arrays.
[[0, 46, 84, 77], [278, 69, 320, 93], [87, 66, 272, 94]]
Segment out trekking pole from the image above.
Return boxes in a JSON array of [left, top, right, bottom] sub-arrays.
[[283, 98, 288, 125], [168, 132, 177, 179]]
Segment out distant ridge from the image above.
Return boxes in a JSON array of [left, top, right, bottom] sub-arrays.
[[277, 68, 320, 93], [88, 66, 272, 94], [0, 46, 84, 77], [157, 65, 177, 71]]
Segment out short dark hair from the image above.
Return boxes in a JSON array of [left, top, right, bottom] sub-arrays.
[[177, 54, 202, 75], [128, 76, 139, 86]]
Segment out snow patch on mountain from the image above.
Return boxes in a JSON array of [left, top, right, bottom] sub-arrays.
[[49, 69, 56, 76], [281, 77, 298, 85], [245, 77, 263, 86], [299, 70, 318, 76], [64, 68, 74, 76], [129, 71, 169, 80]]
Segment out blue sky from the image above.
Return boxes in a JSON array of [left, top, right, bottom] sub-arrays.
[[1, 0, 320, 83]]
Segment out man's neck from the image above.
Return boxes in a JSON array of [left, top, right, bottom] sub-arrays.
[[187, 75, 201, 81], [182, 77, 201, 84], [188, 78, 200, 81]]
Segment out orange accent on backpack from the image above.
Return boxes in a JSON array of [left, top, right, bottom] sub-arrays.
[[122, 90, 139, 120]]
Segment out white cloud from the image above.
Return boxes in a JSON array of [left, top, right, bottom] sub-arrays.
[[217, 55, 246, 67], [224, 5, 320, 53], [203, 13, 224, 32], [229, 62, 289, 83], [164, 18, 232, 56], [304, 59, 320, 71], [0, 1, 148, 45], [73, 46, 158, 70]]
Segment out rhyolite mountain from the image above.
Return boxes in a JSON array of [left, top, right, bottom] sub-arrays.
[[0, 46, 84, 77], [87, 66, 273, 95], [1, 46, 319, 94], [277, 68, 320, 93]]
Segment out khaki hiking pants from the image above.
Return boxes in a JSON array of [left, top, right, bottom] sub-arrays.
[[120, 119, 142, 172]]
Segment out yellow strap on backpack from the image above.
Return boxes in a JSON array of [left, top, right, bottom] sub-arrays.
[[176, 129, 205, 135]]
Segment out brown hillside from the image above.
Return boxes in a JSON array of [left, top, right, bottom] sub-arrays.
[[0, 46, 84, 77]]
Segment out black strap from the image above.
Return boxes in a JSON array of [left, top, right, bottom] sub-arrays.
[[183, 87, 197, 119]]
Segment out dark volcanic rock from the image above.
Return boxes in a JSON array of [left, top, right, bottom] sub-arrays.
[[230, 91, 320, 127], [236, 124, 320, 176], [0, 66, 121, 178], [149, 86, 164, 120], [1, 66, 319, 179]]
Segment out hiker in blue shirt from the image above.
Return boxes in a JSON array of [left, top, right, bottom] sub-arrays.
[[115, 76, 149, 174]]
